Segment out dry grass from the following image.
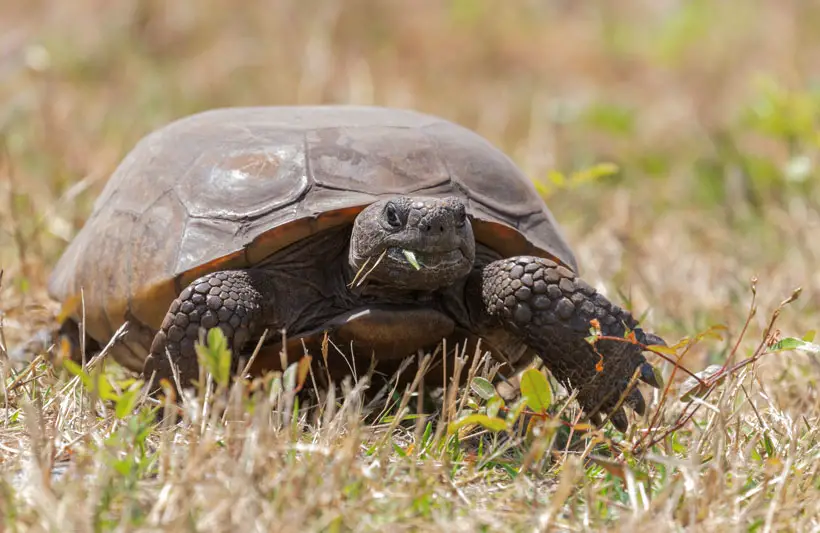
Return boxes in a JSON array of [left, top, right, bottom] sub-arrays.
[[2, 1, 820, 531]]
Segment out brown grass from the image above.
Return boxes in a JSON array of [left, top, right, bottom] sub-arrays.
[[2, 1, 820, 531]]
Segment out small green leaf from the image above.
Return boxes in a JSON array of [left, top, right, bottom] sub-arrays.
[[282, 362, 298, 392], [652, 366, 666, 389], [486, 395, 505, 418], [532, 179, 551, 197], [803, 330, 816, 342], [64, 359, 118, 401], [402, 249, 421, 270], [768, 337, 820, 355], [94, 369, 118, 401], [448, 413, 508, 434], [112, 458, 132, 477], [195, 327, 232, 387], [392, 441, 408, 458], [520, 368, 552, 413], [470, 377, 496, 400], [492, 461, 519, 480], [505, 397, 528, 428], [63, 359, 93, 391], [548, 170, 567, 186], [420, 421, 433, 449], [647, 343, 679, 356], [114, 386, 141, 419], [569, 162, 620, 184], [768, 337, 803, 352], [762, 432, 775, 457]]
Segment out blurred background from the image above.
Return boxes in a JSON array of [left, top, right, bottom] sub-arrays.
[[1, 0, 819, 390]]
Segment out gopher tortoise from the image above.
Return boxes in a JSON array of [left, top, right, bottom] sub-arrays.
[[49, 105, 664, 431]]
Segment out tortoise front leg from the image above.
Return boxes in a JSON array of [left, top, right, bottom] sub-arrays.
[[477, 256, 664, 432], [142, 269, 277, 391]]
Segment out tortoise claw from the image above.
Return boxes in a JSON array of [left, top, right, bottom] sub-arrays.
[[626, 387, 646, 416], [640, 362, 663, 389], [610, 409, 629, 432], [642, 331, 667, 347], [590, 411, 605, 426], [637, 330, 665, 388]]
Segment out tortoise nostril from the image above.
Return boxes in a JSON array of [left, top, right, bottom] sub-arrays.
[[439, 225, 444, 233]]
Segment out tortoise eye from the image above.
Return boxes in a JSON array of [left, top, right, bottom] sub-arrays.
[[385, 202, 402, 228], [455, 205, 467, 227]]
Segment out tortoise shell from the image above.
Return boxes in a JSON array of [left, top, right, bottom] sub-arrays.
[[48, 106, 578, 350]]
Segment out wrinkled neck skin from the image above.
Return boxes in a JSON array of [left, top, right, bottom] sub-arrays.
[[347, 196, 477, 293]]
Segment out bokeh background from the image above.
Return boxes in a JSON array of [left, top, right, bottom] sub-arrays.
[[2, 0, 820, 386]]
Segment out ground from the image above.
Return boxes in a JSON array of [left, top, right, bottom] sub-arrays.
[[1, 1, 820, 531]]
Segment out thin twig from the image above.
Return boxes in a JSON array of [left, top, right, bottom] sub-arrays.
[[633, 286, 800, 454], [240, 328, 270, 377], [0, 269, 7, 363], [593, 334, 706, 384], [354, 249, 387, 288]]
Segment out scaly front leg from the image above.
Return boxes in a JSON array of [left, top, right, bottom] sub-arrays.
[[478, 256, 664, 432], [142, 269, 278, 392]]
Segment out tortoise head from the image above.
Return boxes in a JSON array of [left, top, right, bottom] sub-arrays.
[[349, 196, 476, 290]]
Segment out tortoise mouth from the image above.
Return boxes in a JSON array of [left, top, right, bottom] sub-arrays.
[[385, 247, 465, 269]]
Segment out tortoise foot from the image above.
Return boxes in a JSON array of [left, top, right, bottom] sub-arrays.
[[143, 269, 270, 392], [480, 255, 664, 432]]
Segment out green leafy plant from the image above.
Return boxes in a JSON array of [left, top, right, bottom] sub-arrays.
[[195, 327, 232, 388]]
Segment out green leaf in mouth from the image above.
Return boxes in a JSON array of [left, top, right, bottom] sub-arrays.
[[402, 249, 421, 270]]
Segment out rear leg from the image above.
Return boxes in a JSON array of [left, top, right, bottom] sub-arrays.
[[44, 317, 154, 373], [54, 318, 102, 365]]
